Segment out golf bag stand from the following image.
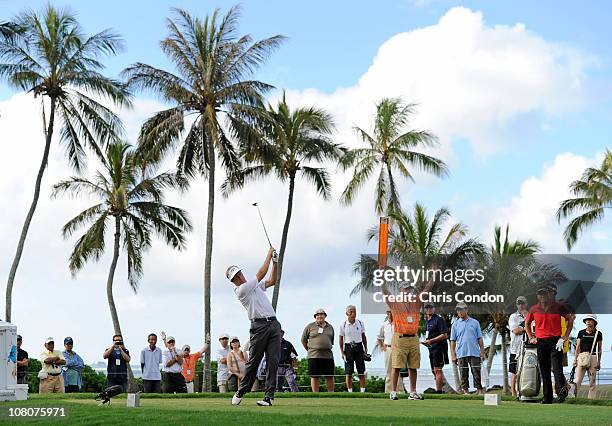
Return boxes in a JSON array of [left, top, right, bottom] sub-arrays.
[[516, 341, 541, 402]]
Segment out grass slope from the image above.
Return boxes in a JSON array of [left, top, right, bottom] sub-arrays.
[[3, 394, 611, 425]]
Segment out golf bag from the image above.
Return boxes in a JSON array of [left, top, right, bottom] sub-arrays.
[[516, 341, 541, 402], [95, 385, 123, 405]]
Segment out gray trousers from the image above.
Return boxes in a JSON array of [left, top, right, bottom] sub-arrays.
[[237, 318, 281, 399], [458, 356, 482, 391]]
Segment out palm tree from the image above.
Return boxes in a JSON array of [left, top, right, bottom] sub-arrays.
[[0, 5, 131, 321], [52, 141, 192, 392], [557, 149, 612, 250], [222, 94, 345, 309], [479, 225, 540, 395], [354, 203, 484, 392], [340, 98, 448, 215], [122, 6, 285, 391]]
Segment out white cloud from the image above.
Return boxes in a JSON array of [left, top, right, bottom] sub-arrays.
[[482, 152, 609, 252], [0, 7, 600, 367]]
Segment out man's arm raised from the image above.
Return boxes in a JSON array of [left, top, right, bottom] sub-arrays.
[[264, 255, 278, 289], [256, 247, 274, 282]]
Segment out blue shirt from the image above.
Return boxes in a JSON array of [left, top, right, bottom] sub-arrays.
[[450, 316, 482, 359], [62, 350, 84, 389], [140, 346, 162, 380]]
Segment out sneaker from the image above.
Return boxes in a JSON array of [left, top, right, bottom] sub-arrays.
[[408, 392, 423, 400], [256, 396, 272, 406], [389, 391, 399, 400], [231, 393, 242, 406]]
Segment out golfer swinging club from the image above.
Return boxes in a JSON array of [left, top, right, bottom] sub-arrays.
[[227, 246, 281, 406]]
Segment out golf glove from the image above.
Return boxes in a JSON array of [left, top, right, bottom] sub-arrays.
[[555, 338, 564, 351], [272, 250, 279, 263]]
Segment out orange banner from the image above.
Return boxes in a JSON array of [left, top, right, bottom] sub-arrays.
[[378, 217, 389, 268]]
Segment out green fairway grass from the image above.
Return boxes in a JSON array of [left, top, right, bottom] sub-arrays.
[[3, 394, 611, 425]]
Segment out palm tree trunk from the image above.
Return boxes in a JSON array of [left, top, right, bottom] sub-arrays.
[[501, 330, 510, 395], [486, 328, 498, 375], [5, 97, 56, 322], [107, 216, 136, 392], [271, 174, 295, 310], [201, 113, 215, 392]]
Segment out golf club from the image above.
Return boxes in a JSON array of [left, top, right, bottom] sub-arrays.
[[252, 202, 272, 247]]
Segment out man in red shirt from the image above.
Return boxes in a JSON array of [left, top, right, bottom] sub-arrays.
[[525, 285, 573, 404]]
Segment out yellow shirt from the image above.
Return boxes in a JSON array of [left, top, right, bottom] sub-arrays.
[[39, 350, 64, 374]]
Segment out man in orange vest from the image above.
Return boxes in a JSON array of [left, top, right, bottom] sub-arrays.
[[383, 279, 434, 401]]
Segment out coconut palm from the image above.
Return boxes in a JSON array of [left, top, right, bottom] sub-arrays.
[[0, 5, 131, 321], [340, 98, 448, 215], [354, 203, 484, 392], [557, 149, 612, 250], [222, 94, 345, 309], [479, 225, 541, 395], [52, 141, 192, 392], [122, 6, 284, 390]]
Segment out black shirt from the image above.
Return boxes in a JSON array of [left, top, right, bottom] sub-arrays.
[[17, 348, 28, 380], [279, 339, 298, 365], [426, 314, 449, 354], [107, 347, 130, 378], [577, 329, 602, 354]]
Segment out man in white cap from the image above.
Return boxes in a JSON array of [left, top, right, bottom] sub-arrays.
[[160, 332, 187, 393], [39, 337, 66, 393], [302, 308, 335, 392], [227, 246, 281, 407], [217, 333, 230, 392], [508, 296, 528, 397]]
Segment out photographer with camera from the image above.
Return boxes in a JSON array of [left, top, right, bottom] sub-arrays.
[[339, 305, 370, 393], [103, 334, 131, 392]]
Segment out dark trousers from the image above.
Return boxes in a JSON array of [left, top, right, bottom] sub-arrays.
[[458, 356, 482, 391], [17, 376, 27, 385], [537, 337, 566, 403], [237, 318, 282, 399], [107, 375, 127, 392], [163, 372, 187, 393], [143, 379, 161, 393], [65, 385, 80, 393]]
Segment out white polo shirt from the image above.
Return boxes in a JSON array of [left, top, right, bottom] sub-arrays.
[[234, 276, 276, 320], [339, 319, 365, 344], [378, 320, 394, 346], [162, 349, 183, 373]]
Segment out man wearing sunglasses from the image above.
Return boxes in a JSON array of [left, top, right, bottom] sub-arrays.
[[103, 334, 131, 392], [508, 296, 528, 397], [181, 334, 210, 393]]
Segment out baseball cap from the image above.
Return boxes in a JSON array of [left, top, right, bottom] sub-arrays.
[[182, 345, 190, 351], [314, 308, 327, 318], [64, 337, 73, 345], [536, 285, 549, 294], [230, 336, 239, 343], [225, 265, 242, 281], [166, 336, 175, 343], [548, 283, 558, 293], [45, 337, 55, 344], [516, 296, 527, 304], [455, 302, 468, 310], [219, 333, 229, 340], [17, 335, 22, 341]]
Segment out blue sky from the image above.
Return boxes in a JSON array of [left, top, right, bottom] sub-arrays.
[[0, 1, 610, 369]]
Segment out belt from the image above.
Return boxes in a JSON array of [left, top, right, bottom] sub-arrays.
[[345, 342, 362, 347], [399, 334, 416, 338], [537, 336, 561, 341], [385, 344, 392, 348], [252, 316, 276, 322], [48, 372, 61, 376], [185, 380, 193, 383]]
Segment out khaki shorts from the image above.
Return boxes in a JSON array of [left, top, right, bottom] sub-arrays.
[[39, 374, 64, 393], [391, 333, 420, 369]]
